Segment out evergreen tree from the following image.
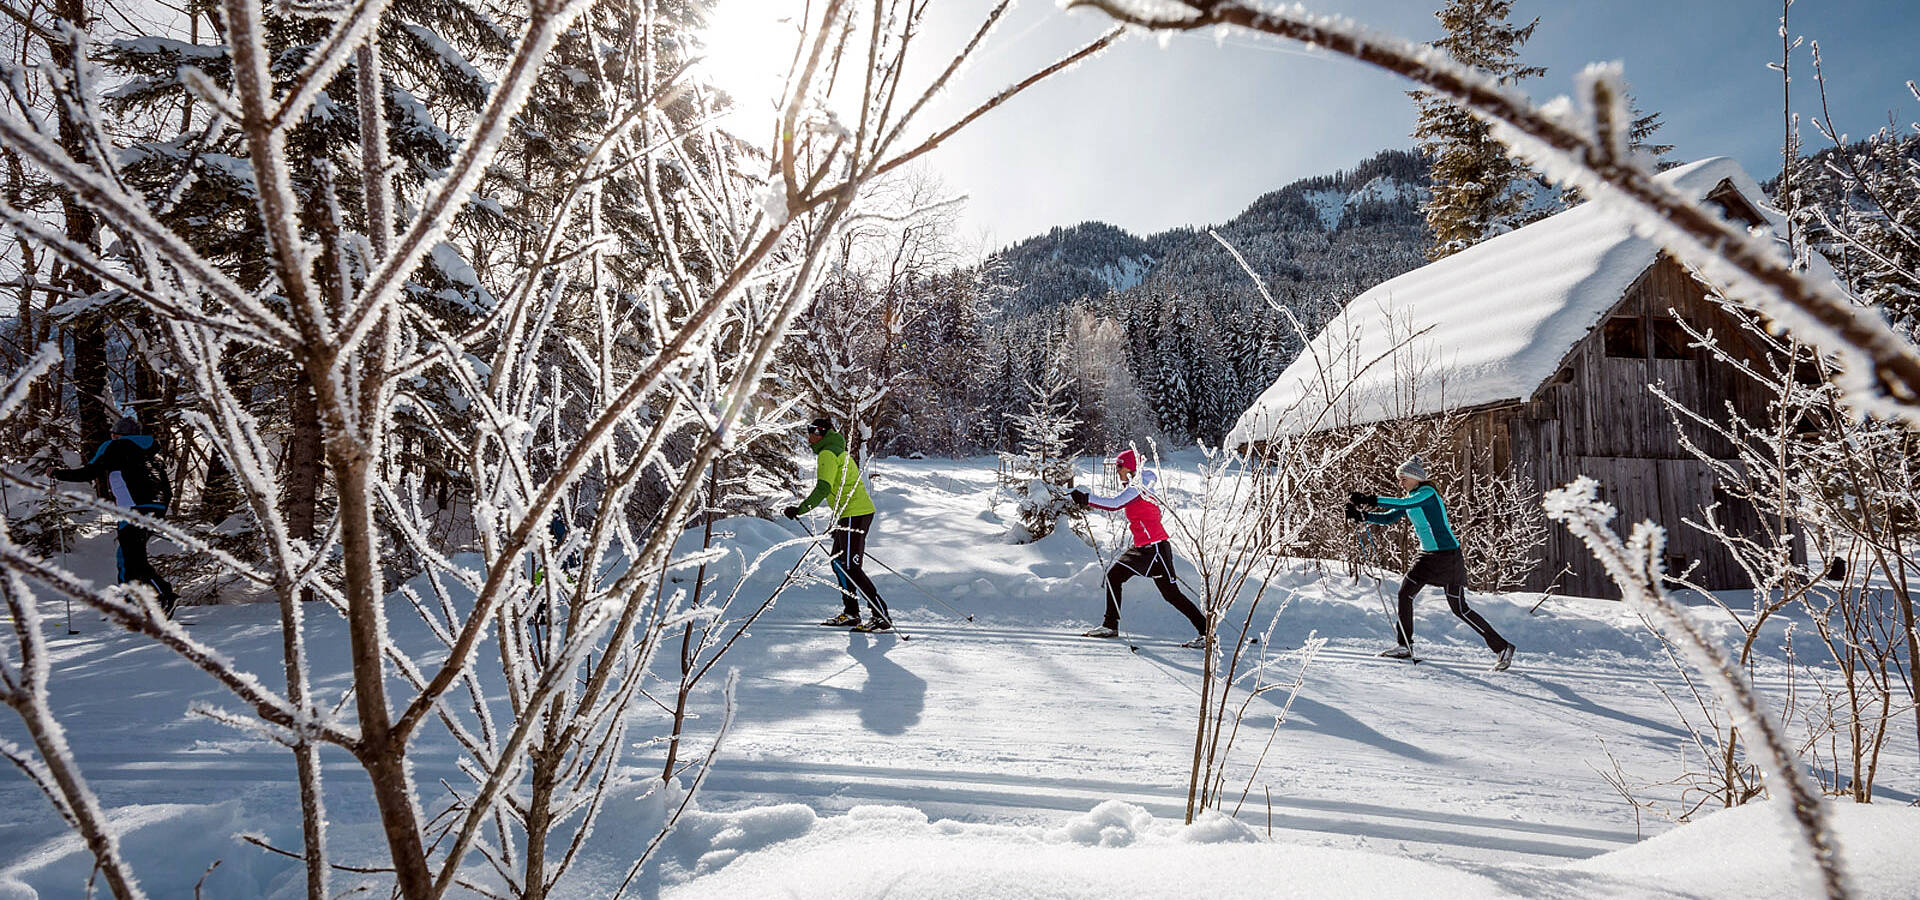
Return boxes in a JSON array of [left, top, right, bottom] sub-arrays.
[[1629, 98, 1678, 171], [1855, 134, 1920, 325], [99, 0, 513, 549], [1410, 0, 1546, 259], [1147, 298, 1193, 443], [1003, 343, 1081, 542]]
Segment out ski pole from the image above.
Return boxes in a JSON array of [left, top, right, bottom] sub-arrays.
[[763, 528, 829, 609], [798, 518, 974, 622], [1356, 524, 1409, 649], [60, 524, 74, 635]]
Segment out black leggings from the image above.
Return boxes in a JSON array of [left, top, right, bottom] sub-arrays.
[[117, 518, 177, 611], [831, 513, 889, 621], [1395, 549, 1508, 652], [1103, 541, 1205, 635]]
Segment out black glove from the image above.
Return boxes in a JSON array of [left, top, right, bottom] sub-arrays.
[[1348, 491, 1374, 508], [783, 505, 801, 520], [1345, 503, 1364, 522], [1069, 488, 1089, 506]]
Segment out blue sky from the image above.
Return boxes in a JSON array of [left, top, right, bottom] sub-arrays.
[[910, 0, 1920, 250]]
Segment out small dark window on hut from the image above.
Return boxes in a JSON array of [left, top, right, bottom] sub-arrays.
[[1793, 359, 1825, 387], [1651, 318, 1694, 360], [1604, 316, 1646, 358]]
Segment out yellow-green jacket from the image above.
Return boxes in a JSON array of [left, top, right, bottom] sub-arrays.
[[796, 430, 876, 518]]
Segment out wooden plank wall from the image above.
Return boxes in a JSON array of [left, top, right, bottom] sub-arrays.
[[1458, 255, 1792, 598]]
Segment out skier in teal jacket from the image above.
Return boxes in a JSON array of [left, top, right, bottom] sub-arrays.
[[1349, 456, 1514, 671]]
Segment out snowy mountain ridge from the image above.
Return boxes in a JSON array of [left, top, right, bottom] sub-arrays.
[[990, 148, 1431, 315], [982, 148, 1434, 444]]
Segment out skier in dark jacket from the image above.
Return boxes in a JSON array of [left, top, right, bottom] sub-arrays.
[[1071, 448, 1208, 647], [1349, 456, 1514, 671], [50, 416, 179, 615], [785, 417, 891, 632]]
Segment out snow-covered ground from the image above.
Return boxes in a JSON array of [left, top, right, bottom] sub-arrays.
[[3, 454, 1917, 898]]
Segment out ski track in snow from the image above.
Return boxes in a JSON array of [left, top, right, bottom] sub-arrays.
[[2, 455, 1916, 897]]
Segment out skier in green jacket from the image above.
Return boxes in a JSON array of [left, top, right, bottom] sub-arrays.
[[785, 417, 892, 632]]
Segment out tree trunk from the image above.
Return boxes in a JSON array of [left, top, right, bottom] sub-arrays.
[[522, 746, 557, 900], [333, 440, 433, 898], [51, 0, 109, 451]]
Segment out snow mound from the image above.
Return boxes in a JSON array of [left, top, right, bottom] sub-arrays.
[[1056, 799, 1154, 847], [685, 803, 819, 875], [1056, 802, 1258, 850], [664, 800, 1503, 900], [1571, 800, 1920, 899], [1178, 810, 1262, 845], [664, 797, 1920, 900]]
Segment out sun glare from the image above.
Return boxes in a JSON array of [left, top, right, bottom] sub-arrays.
[[695, 1, 802, 123]]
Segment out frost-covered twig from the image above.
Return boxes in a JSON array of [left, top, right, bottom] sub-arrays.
[[1545, 477, 1849, 899], [0, 567, 147, 900]]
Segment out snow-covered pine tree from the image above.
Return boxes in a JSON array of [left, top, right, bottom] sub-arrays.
[[1629, 97, 1677, 171], [1410, 0, 1547, 259], [98, 0, 513, 559], [1854, 133, 1920, 325], [893, 267, 991, 455], [1002, 342, 1081, 542]]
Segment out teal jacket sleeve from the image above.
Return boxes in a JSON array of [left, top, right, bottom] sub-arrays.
[[1370, 486, 1433, 509], [1364, 507, 1405, 526]]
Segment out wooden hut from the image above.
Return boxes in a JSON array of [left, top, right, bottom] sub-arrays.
[[1229, 158, 1834, 597]]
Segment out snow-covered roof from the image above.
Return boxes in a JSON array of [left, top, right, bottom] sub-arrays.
[[1228, 157, 1833, 446]]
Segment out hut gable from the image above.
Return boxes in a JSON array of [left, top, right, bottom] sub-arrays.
[[1228, 157, 1836, 446]]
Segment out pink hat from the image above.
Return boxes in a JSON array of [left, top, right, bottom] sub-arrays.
[[1115, 449, 1139, 472]]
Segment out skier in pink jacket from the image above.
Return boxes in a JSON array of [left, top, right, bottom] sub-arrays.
[[1070, 448, 1207, 646]]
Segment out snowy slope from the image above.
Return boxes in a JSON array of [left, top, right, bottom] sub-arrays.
[[1, 455, 1915, 898]]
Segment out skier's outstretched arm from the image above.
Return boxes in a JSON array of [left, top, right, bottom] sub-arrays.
[[793, 448, 841, 515], [51, 440, 121, 482], [1083, 484, 1141, 511], [1365, 487, 1432, 510], [1362, 507, 1405, 526]]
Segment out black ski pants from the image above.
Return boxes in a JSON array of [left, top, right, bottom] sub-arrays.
[[830, 513, 889, 621], [1104, 540, 1206, 635], [117, 515, 177, 613], [1395, 549, 1508, 652]]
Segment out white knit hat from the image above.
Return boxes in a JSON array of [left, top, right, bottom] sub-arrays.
[[1396, 456, 1429, 482]]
